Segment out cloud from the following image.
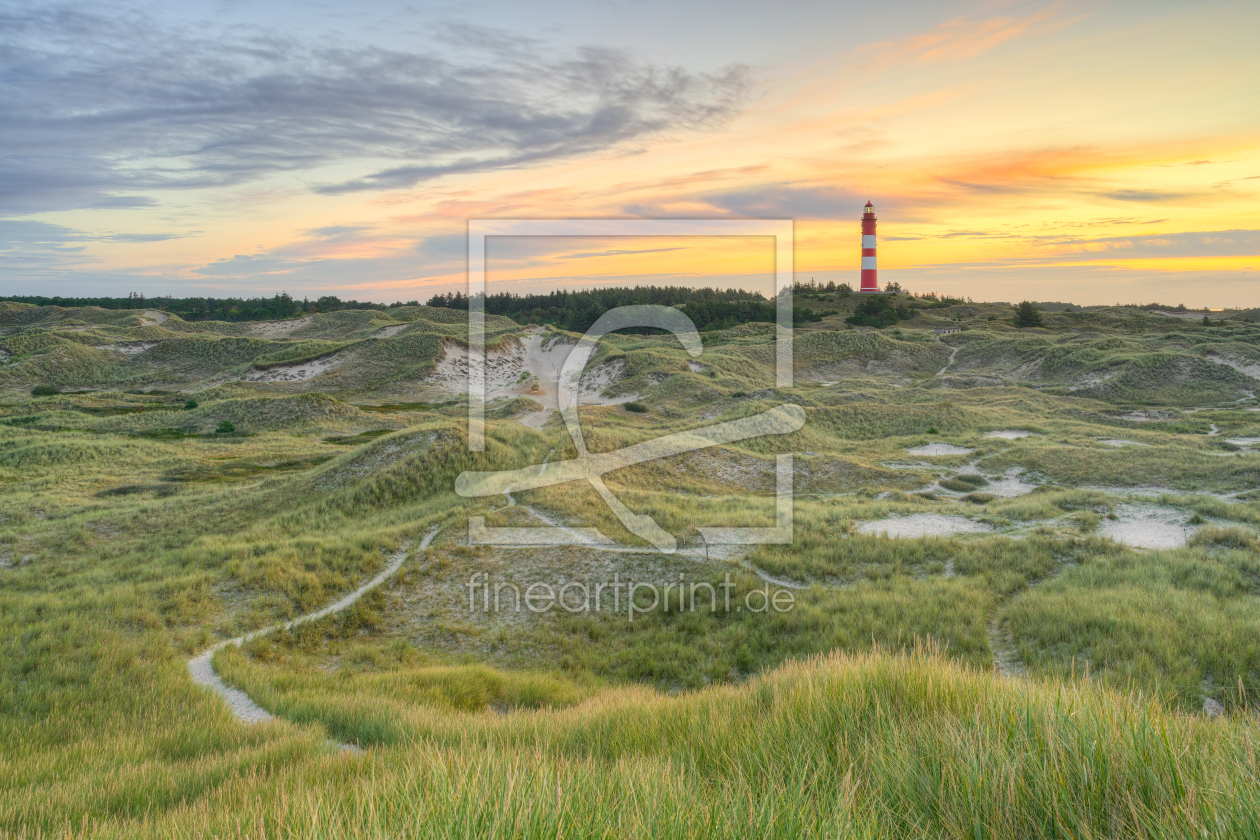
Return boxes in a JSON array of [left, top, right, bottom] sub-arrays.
[[936, 229, 1001, 239], [698, 185, 874, 219], [1052, 229, 1260, 258], [0, 5, 749, 212], [304, 226, 373, 239], [1098, 189, 1196, 203], [560, 247, 685, 259], [0, 219, 183, 252]]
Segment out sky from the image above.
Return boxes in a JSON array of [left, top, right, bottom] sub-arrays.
[[1, 0, 1258, 307]]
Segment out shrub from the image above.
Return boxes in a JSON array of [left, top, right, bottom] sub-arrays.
[[30, 385, 58, 396], [845, 294, 913, 329], [623, 402, 648, 413], [215, 420, 236, 434], [183, 399, 198, 410], [927, 426, 939, 434], [941, 475, 988, 492]]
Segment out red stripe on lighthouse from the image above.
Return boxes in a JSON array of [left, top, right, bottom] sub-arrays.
[[859, 202, 878, 292]]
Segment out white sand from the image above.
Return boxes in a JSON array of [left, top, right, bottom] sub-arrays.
[[1205, 353, 1260, 381], [1098, 504, 1196, 549], [240, 315, 314, 338], [428, 330, 636, 427], [858, 514, 992, 538], [907, 443, 973, 456], [95, 342, 157, 355], [241, 354, 342, 382], [979, 467, 1040, 498]]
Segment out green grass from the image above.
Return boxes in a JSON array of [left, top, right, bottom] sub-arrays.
[[196, 644, 1260, 839], [2, 301, 1260, 836]]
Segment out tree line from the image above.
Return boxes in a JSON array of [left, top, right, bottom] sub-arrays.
[[424, 285, 844, 331], [0, 292, 420, 322]]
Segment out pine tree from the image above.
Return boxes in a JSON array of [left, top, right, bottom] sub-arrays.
[[1014, 301, 1044, 328]]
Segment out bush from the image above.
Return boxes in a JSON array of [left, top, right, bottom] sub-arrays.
[[183, 399, 198, 410], [845, 294, 913, 329], [941, 475, 988, 492], [30, 385, 58, 396], [623, 402, 648, 413], [215, 420, 236, 434]]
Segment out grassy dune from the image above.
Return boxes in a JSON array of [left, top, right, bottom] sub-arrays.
[[2, 300, 1260, 836]]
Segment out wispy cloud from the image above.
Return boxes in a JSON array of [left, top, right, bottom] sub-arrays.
[[1051, 229, 1260, 258], [1099, 189, 1196, 203], [560, 247, 686, 259], [0, 5, 749, 212]]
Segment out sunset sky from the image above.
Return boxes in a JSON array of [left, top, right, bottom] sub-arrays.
[[2, 0, 1258, 306]]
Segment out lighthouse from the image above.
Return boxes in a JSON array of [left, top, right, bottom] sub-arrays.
[[859, 201, 879, 292]]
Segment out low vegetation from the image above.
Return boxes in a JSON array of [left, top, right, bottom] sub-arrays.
[[2, 296, 1259, 836]]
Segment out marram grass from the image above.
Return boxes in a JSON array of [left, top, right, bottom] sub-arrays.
[[12, 645, 1260, 838]]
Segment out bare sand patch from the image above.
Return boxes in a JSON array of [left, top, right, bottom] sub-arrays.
[[1098, 503, 1197, 549], [426, 331, 636, 427], [1206, 353, 1260, 381], [857, 514, 992, 539], [241, 354, 343, 382], [984, 430, 1036, 440], [981, 467, 1040, 498], [240, 315, 315, 338], [907, 443, 973, 456], [95, 342, 157, 355]]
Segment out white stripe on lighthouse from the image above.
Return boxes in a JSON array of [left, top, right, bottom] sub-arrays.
[[862, 235, 877, 249], [861, 256, 877, 270]]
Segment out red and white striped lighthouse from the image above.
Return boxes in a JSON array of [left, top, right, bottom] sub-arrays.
[[859, 201, 879, 292]]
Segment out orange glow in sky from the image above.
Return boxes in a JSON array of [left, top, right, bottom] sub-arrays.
[[5, 0, 1259, 307]]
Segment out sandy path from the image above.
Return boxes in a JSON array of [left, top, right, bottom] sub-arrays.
[[988, 615, 1027, 678], [935, 344, 960, 377], [189, 527, 439, 724]]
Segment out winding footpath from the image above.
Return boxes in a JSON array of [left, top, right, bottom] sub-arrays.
[[935, 343, 961, 377], [188, 526, 440, 724]]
